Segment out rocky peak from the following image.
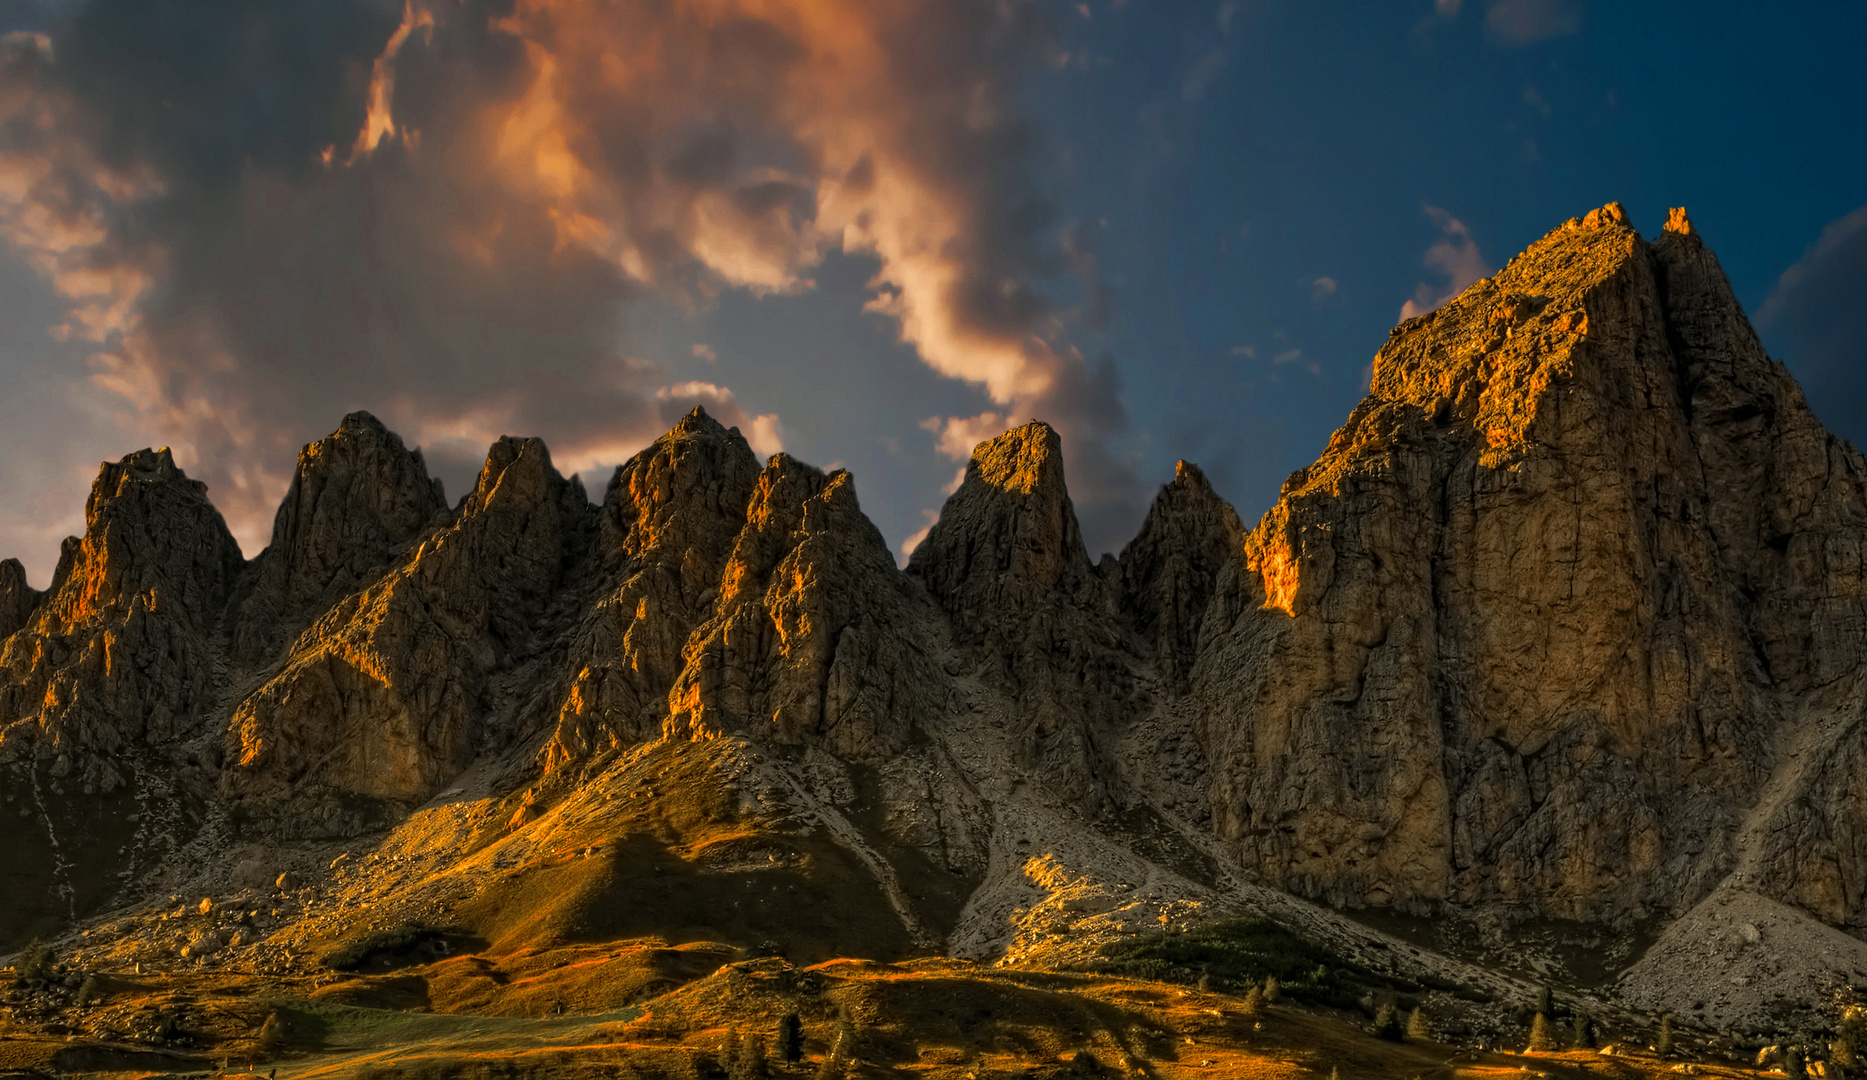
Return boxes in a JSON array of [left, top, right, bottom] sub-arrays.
[[602, 407, 762, 582], [0, 558, 38, 640], [1119, 461, 1242, 690], [670, 456, 944, 759], [224, 431, 595, 835], [234, 411, 447, 664], [0, 449, 242, 762], [1197, 202, 1851, 921], [907, 420, 1093, 630], [40, 447, 244, 638], [542, 410, 765, 771], [910, 420, 1133, 814]]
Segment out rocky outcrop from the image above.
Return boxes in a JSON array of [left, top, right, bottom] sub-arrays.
[[0, 557, 38, 640], [908, 421, 1135, 812], [0, 448, 243, 785], [224, 437, 593, 834], [232, 412, 447, 666], [668, 455, 947, 760], [542, 409, 763, 771], [1191, 204, 1867, 924], [1118, 461, 1243, 692]]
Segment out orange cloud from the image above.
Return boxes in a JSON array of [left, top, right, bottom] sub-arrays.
[[350, 1, 434, 163]]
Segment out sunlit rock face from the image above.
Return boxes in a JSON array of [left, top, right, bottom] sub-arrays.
[[540, 408, 765, 773], [0, 447, 243, 785], [1196, 204, 1867, 924], [668, 454, 947, 761]]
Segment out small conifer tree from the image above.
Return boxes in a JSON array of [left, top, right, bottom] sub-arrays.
[[1657, 1014, 1675, 1056], [1197, 973, 1210, 993], [735, 1033, 770, 1080], [1786, 1046, 1808, 1080], [1572, 1011, 1595, 1050], [1243, 985, 1264, 1014], [778, 1012, 804, 1063], [1374, 1003, 1404, 1042], [1408, 1006, 1432, 1042], [12, 939, 51, 986], [1536, 984, 1554, 1018], [1263, 976, 1282, 1004], [1528, 1012, 1559, 1052]]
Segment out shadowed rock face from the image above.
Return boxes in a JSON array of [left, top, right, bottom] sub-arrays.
[[0, 557, 38, 640], [232, 411, 447, 667], [908, 421, 1137, 813], [223, 435, 595, 836], [7, 204, 1867, 961]]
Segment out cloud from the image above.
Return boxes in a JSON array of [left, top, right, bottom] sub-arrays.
[[1310, 276, 1337, 305], [1398, 205, 1494, 321], [690, 343, 717, 363], [898, 508, 940, 565], [1181, 48, 1228, 102], [0, 0, 1142, 560], [1760, 204, 1867, 447], [1484, 0, 1582, 46]]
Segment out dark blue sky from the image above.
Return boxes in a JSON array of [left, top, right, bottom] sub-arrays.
[[0, 0, 1861, 578]]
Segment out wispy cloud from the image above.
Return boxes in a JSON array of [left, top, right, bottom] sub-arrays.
[[1759, 204, 1867, 445], [1398, 205, 1495, 321], [1484, 0, 1582, 46]]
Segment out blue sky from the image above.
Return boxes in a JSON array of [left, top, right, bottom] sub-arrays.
[[0, 0, 1861, 581]]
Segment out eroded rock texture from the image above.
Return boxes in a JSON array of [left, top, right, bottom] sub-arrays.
[[909, 422, 1136, 813], [224, 436, 593, 835], [1197, 204, 1867, 924], [0, 448, 243, 786], [0, 557, 38, 640], [232, 412, 447, 666], [669, 455, 946, 761]]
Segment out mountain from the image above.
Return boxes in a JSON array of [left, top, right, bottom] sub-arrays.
[[4, 204, 1866, 1073]]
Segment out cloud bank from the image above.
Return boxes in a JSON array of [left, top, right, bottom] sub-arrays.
[[1761, 204, 1867, 448], [0, 0, 1139, 558]]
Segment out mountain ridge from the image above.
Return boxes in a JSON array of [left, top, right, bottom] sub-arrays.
[[4, 203, 1866, 1043]]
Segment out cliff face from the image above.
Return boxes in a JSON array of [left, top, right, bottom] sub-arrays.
[[0, 447, 243, 786], [1197, 204, 1867, 924], [5, 203, 1867, 978]]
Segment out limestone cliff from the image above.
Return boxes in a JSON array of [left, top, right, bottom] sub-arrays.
[[541, 408, 764, 771], [908, 422, 1136, 813], [668, 455, 946, 761], [231, 412, 447, 667], [223, 435, 593, 835], [0, 448, 243, 787], [0, 557, 38, 640], [1195, 204, 1867, 926]]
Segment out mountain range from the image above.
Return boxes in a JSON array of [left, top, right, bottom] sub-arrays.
[[4, 203, 1866, 1072]]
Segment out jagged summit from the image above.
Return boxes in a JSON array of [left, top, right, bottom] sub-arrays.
[[7, 206, 1867, 1042]]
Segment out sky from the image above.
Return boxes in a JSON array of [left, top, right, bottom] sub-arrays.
[[0, 0, 1862, 585]]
